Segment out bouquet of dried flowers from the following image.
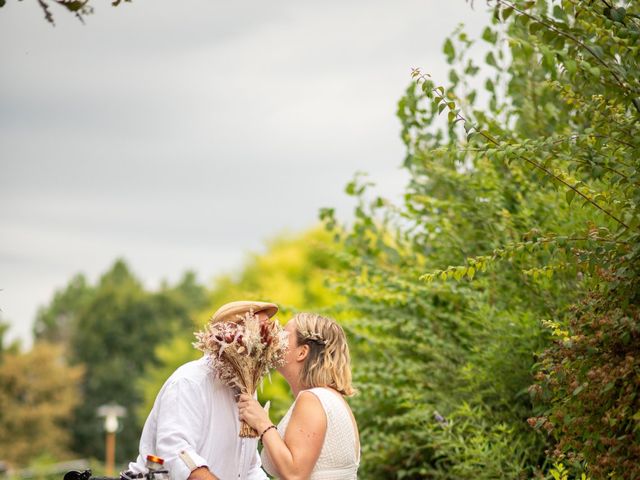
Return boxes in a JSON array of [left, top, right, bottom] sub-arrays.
[[194, 309, 289, 437]]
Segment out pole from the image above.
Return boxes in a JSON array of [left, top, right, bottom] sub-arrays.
[[97, 403, 125, 476], [106, 431, 116, 476]]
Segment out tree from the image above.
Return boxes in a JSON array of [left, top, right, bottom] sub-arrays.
[[37, 259, 201, 463], [322, 0, 639, 477], [0, 318, 21, 358], [138, 228, 344, 424], [34, 274, 94, 347], [0, 342, 84, 467]]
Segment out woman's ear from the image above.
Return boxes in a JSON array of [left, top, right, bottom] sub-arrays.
[[297, 344, 310, 362]]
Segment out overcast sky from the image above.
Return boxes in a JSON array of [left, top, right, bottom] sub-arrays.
[[0, 0, 490, 348]]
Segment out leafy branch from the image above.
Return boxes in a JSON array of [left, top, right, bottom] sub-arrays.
[[493, 0, 640, 115], [1, 0, 131, 25], [419, 231, 628, 283], [411, 70, 631, 230]]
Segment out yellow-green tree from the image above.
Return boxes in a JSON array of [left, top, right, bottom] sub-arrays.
[[138, 227, 343, 422]]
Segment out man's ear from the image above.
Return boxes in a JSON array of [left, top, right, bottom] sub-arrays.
[[297, 344, 310, 362]]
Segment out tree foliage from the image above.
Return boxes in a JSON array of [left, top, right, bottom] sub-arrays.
[[36, 260, 202, 463], [34, 274, 94, 347], [29, 230, 341, 467], [138, 228, 343, 424], [0, 318, 21, 357], [322, 0, 639, 478], [0, 342, 84, 467]]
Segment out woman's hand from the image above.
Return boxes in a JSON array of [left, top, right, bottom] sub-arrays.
[[238, 394, 272, 434]]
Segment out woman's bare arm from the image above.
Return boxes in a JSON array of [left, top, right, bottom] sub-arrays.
[[239, 392, 326, 480]]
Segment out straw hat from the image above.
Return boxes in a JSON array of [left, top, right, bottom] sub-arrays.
[[210, 300, 278, 324]]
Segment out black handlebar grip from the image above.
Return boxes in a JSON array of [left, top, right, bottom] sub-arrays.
[[63, 471, 118, 480], [64, 471, 93, 480]]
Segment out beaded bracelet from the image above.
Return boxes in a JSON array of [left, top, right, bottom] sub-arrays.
[[259, 424, 277, 441]]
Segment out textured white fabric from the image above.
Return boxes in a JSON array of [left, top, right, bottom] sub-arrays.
[[128, 356, 267, 480], [261, 387, 360, 479]]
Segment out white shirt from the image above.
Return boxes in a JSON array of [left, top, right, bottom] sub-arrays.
[[128, 356, 267, 480]]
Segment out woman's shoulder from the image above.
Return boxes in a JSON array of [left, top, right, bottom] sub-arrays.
[[295, 389, 326, 413], [298, 388, 354, 428], [302, 387, 345, 408], [290, 390, 328, 428], [285, 390, 328, 442]]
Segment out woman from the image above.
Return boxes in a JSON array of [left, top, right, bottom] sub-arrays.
[[238, 312, 360, 480]]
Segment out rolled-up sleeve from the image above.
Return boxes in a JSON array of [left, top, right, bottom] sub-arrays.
[[155, 378, 209, 480]]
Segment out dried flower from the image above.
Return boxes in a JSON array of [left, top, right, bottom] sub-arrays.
[[194, 309, 289, 437]]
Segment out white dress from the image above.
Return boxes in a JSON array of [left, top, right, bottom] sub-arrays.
[[261, 387, 360, 479]]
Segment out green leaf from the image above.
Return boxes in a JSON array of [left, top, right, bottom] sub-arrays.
[[566, 190, 575, 205], [482, 27, 497, 44], [62, 1, 86, 12], [485, 78, 495, 92], [611, 7, 626, 22], [529, 22, 543, 35], [443, 38, 455, 63], [486, 52, 497, 68], [552, 5, 567, 21], [564, 59, 577, 74]]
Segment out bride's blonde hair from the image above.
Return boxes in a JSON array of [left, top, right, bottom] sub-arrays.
[[293, 312, 355, 396]]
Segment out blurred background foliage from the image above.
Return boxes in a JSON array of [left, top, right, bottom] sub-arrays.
[[1, 1, 639, 479], [138, 228, 343, 425], [0, 228, 343, 474]]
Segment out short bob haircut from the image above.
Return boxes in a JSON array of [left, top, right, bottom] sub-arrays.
[[293, 312, 355, 396]]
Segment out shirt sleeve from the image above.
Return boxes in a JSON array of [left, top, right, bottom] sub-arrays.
[[155, 377, 209, 480]]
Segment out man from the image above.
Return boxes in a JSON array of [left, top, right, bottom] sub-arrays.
[[126, 301, 278, 480]]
